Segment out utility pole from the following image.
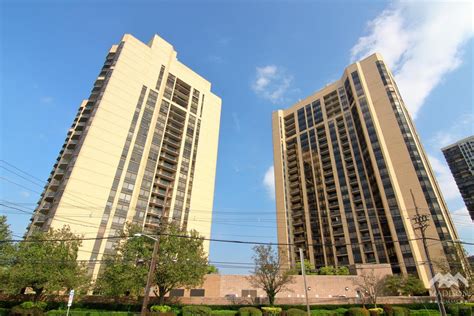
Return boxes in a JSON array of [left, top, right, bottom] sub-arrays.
[[299, 248, 311, 316], [141, 187, 170, 316], [410, 190, 446, 316]]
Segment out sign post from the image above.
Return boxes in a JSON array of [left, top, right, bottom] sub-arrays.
[[66, 289, 75, 316]]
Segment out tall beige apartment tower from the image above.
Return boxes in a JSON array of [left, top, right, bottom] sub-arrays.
[[272, 53, 462, 286], [27, 34, 221, 278]]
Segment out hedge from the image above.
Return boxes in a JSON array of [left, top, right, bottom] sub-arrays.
[[391, 307, 409, 316], [46, 310, 134, 316], [238, 307, 262, 316], [311, 308, 347, 316], [285, 309, 306, 316], [347, 308, 369, 316], [182, 306, 212, 316], [210, 311, 238, 316], [447, 304, 473, 316], [0, 308, 9, 316], [408, 310, 441, 316]]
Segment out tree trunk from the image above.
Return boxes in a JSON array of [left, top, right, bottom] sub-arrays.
[[158, 286, 166, 305], [268, 293, 275, 306]]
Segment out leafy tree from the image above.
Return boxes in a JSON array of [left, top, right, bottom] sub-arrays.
[[0, 216, 15, 291], [383, 275, 426, 296], [353, 270, 386, 307], [317, 265, 349, 275], [318, 265, 336, 275], [154, 224, 208, 304], [95, 223, 208, 304], [4, 225, 88, 300], [247, 245, 294, 305], [207, 264, 219, 274], [336, 266, 350, 275], [94, 224, 150, 298]]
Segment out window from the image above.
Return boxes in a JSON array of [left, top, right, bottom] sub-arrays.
[[241, 289, 257, 298], [170, 289, 184, 297], [190, 289, 205, 297]]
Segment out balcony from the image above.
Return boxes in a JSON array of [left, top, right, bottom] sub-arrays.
[[35, 214, 47, 224], [167, 123, 182, 135], [165, 129, 181, 141], [294, 236, 306, 244], [39, 202, 51, 214], [44, 191, 55, 202], [289, 181, 299, 189], [149, 198, 166, 207], [62, 149, 75, 159], [66, 139, 79, 149], [49, 179, 61, 191], [158, 161, 176, 172], [160, 153, 178, 163], [158, 171, 174, 181], [162, 145, 179, 156], [163, 137, 181, 147]]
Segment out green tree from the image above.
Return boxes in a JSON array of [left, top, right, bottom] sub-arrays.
[[336, 266, 350, 275], [94, 224, 150, 298], [4, 225, 88, 300], [207, 264, 219, 274], [384, 275, 426, 296], [247, 245, 294, 305], [95, 223, 209, 304], [0, 216, 16, 292], [318, 265, 336, 275], [154, 224, 209, 304]]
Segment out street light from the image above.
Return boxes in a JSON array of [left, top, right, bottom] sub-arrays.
[[133, 232, 160, 315], [133, 233, 158, 241]]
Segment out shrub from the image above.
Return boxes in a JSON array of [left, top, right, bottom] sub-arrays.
[[182, 306, 212, 316], [210, 311, 238, 316], [382, 305, 393, 316], [458, 305, 472, 316], [347, 308, 369, 316], [238, 307, 262, 316], [448, 304, 473, 316], [0, 308, 9, 316], [20, 302, 48, 311], [151, 306, 172, 313], [408, 310, 440, 316], [311, 310, 337, 316], [10, 305, 44, 316], [286, 309, 306, 316], [391, 307, 409, 316], [46, 311, 134, 316], [261, 307, 281, 315], [368, 308, 383, 316], [311, 309, 347, 316]]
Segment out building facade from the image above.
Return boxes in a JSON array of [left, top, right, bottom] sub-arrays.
[[272, 53, 461, 286], [27, 34, 221, 278], [442, 136, 474, 221]]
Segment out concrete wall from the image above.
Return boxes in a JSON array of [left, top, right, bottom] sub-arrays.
[[155, 264, 393, 304]]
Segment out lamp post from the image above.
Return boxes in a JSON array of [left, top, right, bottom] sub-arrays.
[[136, 187, 170, 316], [135, 233, 159, 316]]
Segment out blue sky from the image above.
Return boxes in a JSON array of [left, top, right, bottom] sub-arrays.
[[1, 0, 473, 273]]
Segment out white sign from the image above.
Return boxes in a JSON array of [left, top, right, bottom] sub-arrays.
[[67, 289, 75, 307], [430, 273, 469, 288]]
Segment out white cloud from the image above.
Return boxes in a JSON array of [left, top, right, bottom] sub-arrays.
[[252, 65, 293, 104], [351, 1, 473, 119], [431, 113, 474, 148], [263, 165, 275, 200], [427, 154, 461, 201]]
